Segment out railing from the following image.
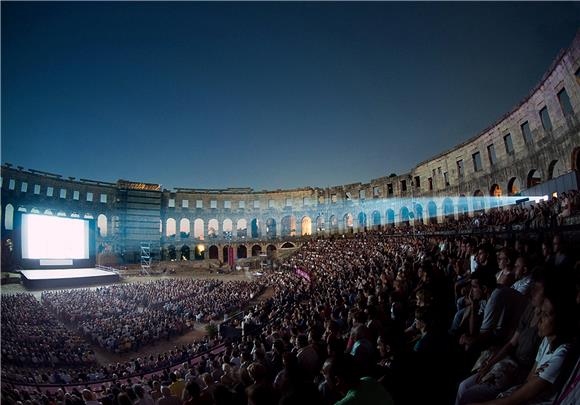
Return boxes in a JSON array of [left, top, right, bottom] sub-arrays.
[[95, 264, 120, 274]]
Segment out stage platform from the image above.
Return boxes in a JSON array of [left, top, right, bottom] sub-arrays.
[[20, 268, 120, 289]]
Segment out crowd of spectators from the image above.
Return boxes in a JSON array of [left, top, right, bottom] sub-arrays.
[[1, 294, 96, 369], [2, 217, 579, 405], [41, 279, 265, 353]]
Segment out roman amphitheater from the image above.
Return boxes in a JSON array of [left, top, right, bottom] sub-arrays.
[[1, 27, 580, 405]]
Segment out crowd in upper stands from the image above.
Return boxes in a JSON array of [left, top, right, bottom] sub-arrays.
[[2, 199, 579, 405]]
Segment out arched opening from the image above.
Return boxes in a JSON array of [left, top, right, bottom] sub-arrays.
[[266, 218, 276, 239], [84, 213, 93, 219], [179, 218, 190, 239], [266, 244, 277, 258], [236, 219, 247, 238], [400, 207, 410, 227], [251, 219, 261, 238], [443, 198, 454, 221], [237, 245, 247, 259], [414, 204, 424, 225], [386, 209, 395, 227], [45, 209, 54, 216], [194, 218, 204, 240], [329, 215, 338, 233], [223, 246, 229, 263], [208, 245, 219, 260], [473, 190, 485, 212], [527, 169, 542, 188], [490, 184, 502, 208], [301, 216, 312, 236], [56, 211, 66, 217], [548, 159, 566, 179], [372, 211, 381, 229], [357, 212, 367, 231], [208, 219, 218, 239], [316, 216, 325, 234], [31, 208, 41, 214], [281, 215, 296, 237], [572, 147, 580, 172], [111, 215, 119, 235], [251, 244, 262, 256], [281, 242, 295, 248], [98, 214, 108, 237], [180, 245, 191, 260], [428, 201, 438, 224], [166, 218, 176, 238], [507, 178, 521, 196], [167, 245, 176, 261], [4, 204, 14, 230], [343, 213, 354, 233], [223, 218, 233, 238], [194, 244, 205, 260]]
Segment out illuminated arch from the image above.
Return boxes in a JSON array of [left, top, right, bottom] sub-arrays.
[[281, 215, 296, 237], [194, 218, 204, 240], [386, 209, 395, 227], [301, 216, 312, 236], [236, 219, 247, 238], [4, 204, 14, 230], [507, 178, 521, 196], [98, 214, 108, 237], [179, 218, 190, 238], [358, 212, 367, 230], [251, 219, 261, 238], [251, 244, 262, 256], [208, 219, 218, 238], [266, 218, 276, 238], [527, 169, 542, 188]]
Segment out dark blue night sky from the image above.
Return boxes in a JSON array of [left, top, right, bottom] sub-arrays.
[[2, 2, 579, 190]]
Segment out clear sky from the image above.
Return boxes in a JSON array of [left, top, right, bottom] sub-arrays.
[[2, 2, 579, 191]]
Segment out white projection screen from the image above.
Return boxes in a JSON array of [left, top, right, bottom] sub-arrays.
[[21, 214, 90, 260]]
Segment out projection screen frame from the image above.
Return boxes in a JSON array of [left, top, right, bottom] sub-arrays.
[[14, 212, 97, 270]]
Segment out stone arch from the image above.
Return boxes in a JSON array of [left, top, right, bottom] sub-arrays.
[[372, 210, 381, 229], [266, 244, 277, 258], [4, 204, 14, 231], [343, 213, 354, 233], [208, 245, 219, 260], [223, 246, 230, 263], [572, 147, 580, 171], [281, 215, 296, 237], [167, 245, 177, 260], [301, 216, 312, 236], [194, 218, 204, 240], [490, 184, 502, 197], [281, 242, 295, 248], [251, 244, 262, 256], [251, 219, 261, 238], [223, 218, 233, 237], [400, 207, 410, 226], [443, 198, 454, 220], [315, 215, 325, 233], [357, 212, 367, 230], [166, 218, 176, 238], [208, 219, 218, 238], [266, 218, 276, 239], [179, 218, 190, 238], [329, 215, 338, 233], [427, 201, 438, 224], [548, 159, 566, 179], [237, 245, 247, 259], [414, 204, 424, 224], [194, 244, 205, 260], [527, 169, 542, 188], [386, 209, 395, 227], [236, 219, 248, 238], [507, 178, 521, 196], [98, 214, 108, 237], [180, 244, 191, 260]]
